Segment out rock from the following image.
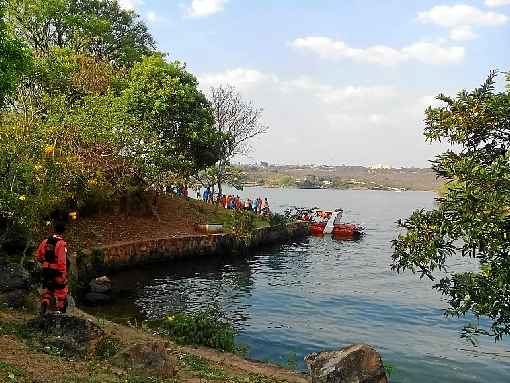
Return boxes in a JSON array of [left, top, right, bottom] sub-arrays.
[[0, 263, 30, 292], [85, 292, 112, 304], [2, 289, 38, 309], [89, 276, 112, 294], [111, 341, 177, 378], [304, 344, 388, 383], [27, 313, 104, 356]]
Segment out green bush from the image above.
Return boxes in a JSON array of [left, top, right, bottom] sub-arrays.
[[226, 210, 255, 244], [150, 307, 236, 352], [269, 213, 288, 228], [95, 335, 122, 360]]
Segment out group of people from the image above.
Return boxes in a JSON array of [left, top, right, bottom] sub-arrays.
[[199, 187, 271, 216]]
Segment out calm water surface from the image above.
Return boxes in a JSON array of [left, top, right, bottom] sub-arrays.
[[96, 188, 510, 382]]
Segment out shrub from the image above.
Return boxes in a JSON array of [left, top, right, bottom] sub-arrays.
[[269, 213, 288, 228], [227, 210, 255, 244], [150, 306, 236, 352], [95, 335, 122, 359]]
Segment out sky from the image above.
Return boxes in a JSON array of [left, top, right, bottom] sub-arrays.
[[120, 0, 509, 167]]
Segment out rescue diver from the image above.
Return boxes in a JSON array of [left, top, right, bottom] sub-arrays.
[[35, 221, 69, 315]]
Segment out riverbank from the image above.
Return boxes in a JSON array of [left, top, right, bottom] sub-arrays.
[[75, 222, 308, 283], [0, 306, 310, 383], [64, 195, 269, 251]]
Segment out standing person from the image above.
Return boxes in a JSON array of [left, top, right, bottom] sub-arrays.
[[252, 198, 258, 213], [196, 187, 201, 199], [262, 197, 270, 216], [203, 187, 210, 202], [245, 198, 251, 211], [35, 222, 69, 314]]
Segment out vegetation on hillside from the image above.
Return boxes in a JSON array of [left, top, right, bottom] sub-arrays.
[[0, 0, 260, 260], [392, 72, 510, 340]]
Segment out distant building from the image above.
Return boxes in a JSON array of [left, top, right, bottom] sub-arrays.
[[368, 163, 392, 170]]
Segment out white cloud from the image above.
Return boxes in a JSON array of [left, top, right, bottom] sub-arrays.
[[188, 0, 228, 17], [290, 36, 464, 66], [198, 68, 277, 90], [146, 10, 160, 23], [449, 25, 479, 41], [417, 5, 507, 41], [418, 4, 507, 27], [401, 42, 465, 64], [485, 0, 510, 7], [196, 68, 448, 166], [117, 0, 143, 11]]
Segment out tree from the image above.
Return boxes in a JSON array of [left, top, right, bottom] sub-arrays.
[[121, 55, 224, 184], [206, 85, 267, 196], [6, 0, 155, 67], [392, 71, 510, 341], [0, 0, 30, 106]]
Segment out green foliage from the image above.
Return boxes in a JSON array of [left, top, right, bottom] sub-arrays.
[[181, 354, 288, 383], [150, 307, 237, 352], [0, 360, 25, 382], [269, 213, 289, 228], [0, 1, 225, 256], [0, 0, 31, 107], [392, 71, 510, 340], [226, 210, 256, 244], [6, 0, 155, 67], [95, 335, 122, 360], [383, 362, 395, 378], [121, 55, 223, 181]]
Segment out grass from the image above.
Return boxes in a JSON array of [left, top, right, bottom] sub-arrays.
[[95, 336, 122, 360], [0, 361, 26, 382], [181, 354, 290, 383], [186, 198, 270, 230], [148, 307, 236, 352]]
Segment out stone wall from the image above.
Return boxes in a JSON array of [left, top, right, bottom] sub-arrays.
[[76, 222, 308, 282]]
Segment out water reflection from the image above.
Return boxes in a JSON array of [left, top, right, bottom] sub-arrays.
[[110, 252, 257, 324]]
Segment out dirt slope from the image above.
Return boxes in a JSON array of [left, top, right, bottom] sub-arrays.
[[63, 196, 229, 250]]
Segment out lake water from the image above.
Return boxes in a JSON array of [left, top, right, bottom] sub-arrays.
[[95, 187, 510, 382]]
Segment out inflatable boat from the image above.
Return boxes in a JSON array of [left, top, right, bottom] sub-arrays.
[[305, 209, 364, 239]]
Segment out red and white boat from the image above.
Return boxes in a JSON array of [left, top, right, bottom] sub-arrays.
[[304, 209, 364, 239]]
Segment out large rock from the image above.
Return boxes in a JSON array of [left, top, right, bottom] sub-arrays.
[[305, 344, 388, 383], [27, 313, 104, 356], [89, 276, 112, 294], [0, 262, 30, 292], [111, 341, 177, 378]]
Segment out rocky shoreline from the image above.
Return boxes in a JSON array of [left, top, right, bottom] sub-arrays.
[[0, 222, 390, 383]]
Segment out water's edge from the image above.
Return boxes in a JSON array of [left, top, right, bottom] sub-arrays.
[[75, 222, 308, 283]]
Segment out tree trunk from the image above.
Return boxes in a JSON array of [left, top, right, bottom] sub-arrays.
[[217, 179, 223, 198]]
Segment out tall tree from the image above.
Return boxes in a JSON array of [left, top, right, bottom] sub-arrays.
[[392, 71, 510, 341], [6, 0, 155, 67], [121, 55, 224, 184], [206, 85, 267, 196]]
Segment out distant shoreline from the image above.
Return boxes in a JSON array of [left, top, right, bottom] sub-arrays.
[[239, 183, 436, 192], [237, 164, 442, 192]]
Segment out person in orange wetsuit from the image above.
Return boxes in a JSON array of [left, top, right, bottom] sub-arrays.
[[35, 222, 69, 314]]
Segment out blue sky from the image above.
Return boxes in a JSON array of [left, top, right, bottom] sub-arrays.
[[120, 0, 509, 167]]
